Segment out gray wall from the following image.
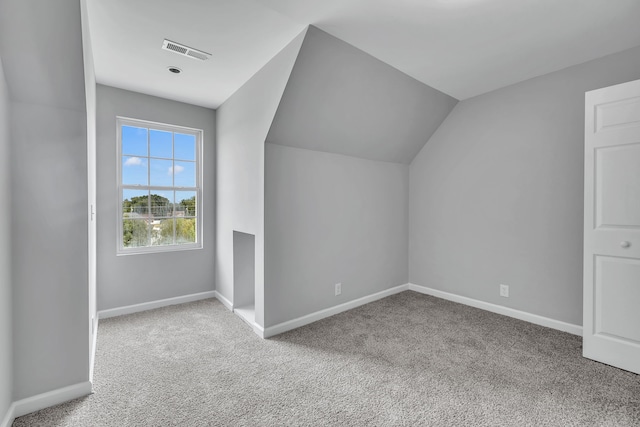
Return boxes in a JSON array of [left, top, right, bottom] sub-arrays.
[[96, 85, 216, 311], [11, 103, 89, 400], [216, 29, 306, 327], [265, 143, 409, 327], [1, 0, 90, 400], [0, 56, 12, 422], [267, 26, 457, 164], [233, 232, 255, 309], [409, 46, 640, 326]]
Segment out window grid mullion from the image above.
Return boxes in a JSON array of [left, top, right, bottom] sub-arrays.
[[121, 185, 198, 191], [172, 132, 177, 245], [146, 129, 151, 245], [118, 117, 201, 254]]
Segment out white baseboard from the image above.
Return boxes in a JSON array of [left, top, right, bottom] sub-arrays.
[[214, 291, 233, 311], [233, 305, 255, 326], [408, 283, 583, 336], [263, 284, 409, 339], [0, 403, 15, 427], [98, 291, 216, 319], [232, 305, 265, 338], [8, 381, 92, 422], [249, 321, 265, 339], [253, 323, 265, 338]]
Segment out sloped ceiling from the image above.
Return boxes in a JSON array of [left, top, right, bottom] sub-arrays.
[[265, 0, 640, 100], [266, 26, 457, 164], [216, 29, 307, 325], [86, 0, 640, 108]]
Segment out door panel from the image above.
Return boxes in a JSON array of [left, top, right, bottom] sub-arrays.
[[596, 144, 640, 227], [595, 96, 640, 133], [594, 256, 640, 342], [584, 78, 640, 374]]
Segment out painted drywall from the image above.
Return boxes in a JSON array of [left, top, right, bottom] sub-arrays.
[[1, 0, 90, 401], [0, 0, 86, 111], [233, 232, 256, 309], [11, 102, 90, 400], [96, 85, 216, 311], [0, 56, 12, 425], [409, 45, 640, 326], [267, 26, 458, 164], [216, 29, 306, 327], [265, 143, 409, 327]]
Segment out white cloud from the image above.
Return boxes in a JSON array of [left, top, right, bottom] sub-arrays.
[[124, 157, 142, 166], [169, 165, 184, 175]]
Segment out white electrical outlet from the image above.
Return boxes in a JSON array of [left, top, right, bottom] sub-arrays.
[[500, 284, 509, 298], [335, 283, 342, 296]]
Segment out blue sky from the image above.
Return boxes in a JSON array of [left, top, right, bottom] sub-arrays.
[[122, 125, 196, 188], [122, 125, 197, 215]]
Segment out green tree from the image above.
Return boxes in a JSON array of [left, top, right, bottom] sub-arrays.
[[122, 194, 171, 216], [122, 219, 148, 247], [150, 194, 172, 217], [123, 195, 149, 214], [158, 218, 175, 244], [158, 218, 196, 244], [176, 218, 196, 243], [180, 196, 196, 216]]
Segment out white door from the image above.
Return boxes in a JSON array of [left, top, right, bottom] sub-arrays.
[[583, 78, 640, 374]]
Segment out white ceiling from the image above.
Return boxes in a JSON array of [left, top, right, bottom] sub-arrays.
[[87, 0, 306, 108], [88, 0, 640, 108]]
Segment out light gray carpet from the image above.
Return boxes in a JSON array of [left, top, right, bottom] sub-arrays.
[[14, 291, 640, 426]]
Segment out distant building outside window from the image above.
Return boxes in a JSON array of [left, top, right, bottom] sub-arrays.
[[117, 117, 203, 254]]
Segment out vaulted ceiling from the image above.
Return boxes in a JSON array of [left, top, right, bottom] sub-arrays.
[[87, 0, 640, 109], [267, 27, 457, 164]]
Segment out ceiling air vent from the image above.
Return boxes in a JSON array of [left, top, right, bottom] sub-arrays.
[[162, 39, 211, 61]]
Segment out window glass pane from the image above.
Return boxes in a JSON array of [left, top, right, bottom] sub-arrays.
[[176, 191, 196, 217], [122, 156, 148, 185], [150, 159, 173, 187], [122, 219, 150, 248], [150, 191, 173, 217], [153, 218, 174, 246], [176, 218, 196, 244], [173, 161, 196, 187], [119, 120, 201, 253], [122, 126, 147, 156], [150, 130, 172, 158], [174, 133, 196, 160], [122, 189, 148, 217]]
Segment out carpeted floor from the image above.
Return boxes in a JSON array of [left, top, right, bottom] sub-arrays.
[[13, 291, 640, 426]]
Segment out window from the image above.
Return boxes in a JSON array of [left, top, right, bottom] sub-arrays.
[[117, 117, 203, 254]]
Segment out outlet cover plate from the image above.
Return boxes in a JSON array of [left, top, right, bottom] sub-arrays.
[[500, 284, 509, 298]]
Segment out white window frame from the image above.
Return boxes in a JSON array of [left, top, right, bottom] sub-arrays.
[[116, 116, 203, 255]]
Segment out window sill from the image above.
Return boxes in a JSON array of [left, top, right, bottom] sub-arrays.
[[117, 243, 202, 256]]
